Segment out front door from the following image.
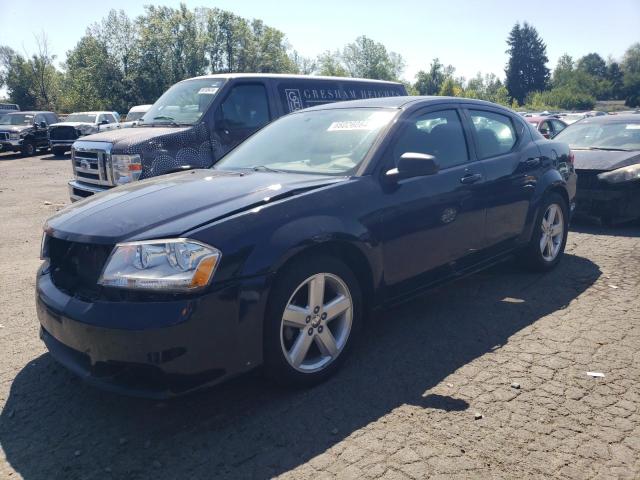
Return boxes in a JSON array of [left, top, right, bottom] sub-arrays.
[[378, 108, 487, 290]]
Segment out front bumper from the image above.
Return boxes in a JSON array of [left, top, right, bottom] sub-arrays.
[[0, 138, 23, 151], [68, 180, 110, 202], [36, 267, 268, 398], [575, 170, 640, 222], [50, 140, 75, 148]]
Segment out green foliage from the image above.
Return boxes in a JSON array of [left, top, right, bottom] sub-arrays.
[[414, 58, 447, 95], [341, 36, 404, 81], [505, 22, 550, 104], [525, 87, 595, 111], [577, 53, 607, 79], [438, 77, 462, 96], [316, 50, 348, 77]]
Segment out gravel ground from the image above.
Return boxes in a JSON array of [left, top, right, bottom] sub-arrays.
[[0, 151, 639, 480]]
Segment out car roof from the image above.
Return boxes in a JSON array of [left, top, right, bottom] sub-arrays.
[[6, 111, 53, 115], [68, 111, 111, 115], [526, 116, 564, 123], [299, 96, 512, 112], [185, 73, 404, 86], [575, 113, 640, 124], [128, 105, 152, 112]]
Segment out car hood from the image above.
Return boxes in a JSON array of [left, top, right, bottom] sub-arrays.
[[81, 126, 190, 148], [50, 122, 95, 128], [573, 149, 640, 171], [46, 169, 346, 244], [0, 125, 30, 133]]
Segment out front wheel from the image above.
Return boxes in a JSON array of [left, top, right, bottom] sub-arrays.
[[519, 193, 569, 271], [264, 255, 362, 387], [21, 141, 36, 156]]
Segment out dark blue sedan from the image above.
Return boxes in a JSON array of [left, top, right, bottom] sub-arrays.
[[37, 97, 576, 397]]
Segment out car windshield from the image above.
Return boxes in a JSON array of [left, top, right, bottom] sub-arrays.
[[126, 111, 146, 122], [140, 79, 225, 126], [215, 108, 397, 176], [0, 113, 34, 125], [554, 121, 640, 151], [65, 113, 97, 123]]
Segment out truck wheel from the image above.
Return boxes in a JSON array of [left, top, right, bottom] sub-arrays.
[[263, 255, 362, 387], [518, 193, 569, 272], [21, 141, 36, 157]]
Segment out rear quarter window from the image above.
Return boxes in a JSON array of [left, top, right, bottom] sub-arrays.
[[276, 81, 405, 113]]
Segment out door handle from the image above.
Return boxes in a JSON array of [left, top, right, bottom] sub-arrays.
[[460, 173, 483, 184], [524, 157, 541, 168]]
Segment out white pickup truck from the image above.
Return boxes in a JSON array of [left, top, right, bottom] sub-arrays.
[[49, 111, 120, 156]]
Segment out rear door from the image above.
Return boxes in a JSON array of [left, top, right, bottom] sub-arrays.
[[33, 113, 49, 147], [463, 107, 543, 248]]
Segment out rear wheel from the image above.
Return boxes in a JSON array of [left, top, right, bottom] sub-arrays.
[[264, 255, 362, 387], [519, 193, 568, 271]]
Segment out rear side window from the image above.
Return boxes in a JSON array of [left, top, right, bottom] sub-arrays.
[[469, 110, 517, 159], [276, 81, 405, 113], [392, 109, 468, 169], [218, 84, 270, 130]]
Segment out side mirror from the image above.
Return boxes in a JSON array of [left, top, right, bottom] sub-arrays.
[[386, 152, 439, 180], [100, 119, 109, 125], [540, 128, 550, 139], [38, 121, 47, 129]]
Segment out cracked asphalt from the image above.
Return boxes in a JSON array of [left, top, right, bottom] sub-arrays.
[[0, 152, 639, 479]]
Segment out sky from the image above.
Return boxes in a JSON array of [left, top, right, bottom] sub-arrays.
[[1, 0, 639, 84]]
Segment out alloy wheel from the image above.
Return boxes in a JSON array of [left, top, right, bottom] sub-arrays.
[[540, 203, 564, 262], [280, 272, 353, 373]]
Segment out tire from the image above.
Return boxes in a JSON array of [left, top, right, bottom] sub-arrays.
[[21, 141, 36, 157], [519, 192, 569, 272], [52, 146, 67, 157], [263, 255, 362, 387]]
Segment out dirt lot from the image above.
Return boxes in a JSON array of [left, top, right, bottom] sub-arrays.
[[0, 151, 639, 480]]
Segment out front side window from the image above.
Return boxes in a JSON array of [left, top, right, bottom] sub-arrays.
[[215, 108, 397, 176], [105, 114, 117, 124], [216, 84, 270, 131], [392, 109, 468, 169], [551, 120, 566, 135], [34, 114, 46, 126], [469, 110, 517, 159], [141, 78, 225, 126]]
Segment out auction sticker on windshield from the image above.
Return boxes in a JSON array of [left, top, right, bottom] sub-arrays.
[[327, 111, 395, 131]]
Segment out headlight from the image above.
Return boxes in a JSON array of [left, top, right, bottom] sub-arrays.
[[40, 232, 50, 260], [597, 164, 640, 183], [9, 133, 20, 140], [98, 238, 221, 292], [111, 154, 142, 185]]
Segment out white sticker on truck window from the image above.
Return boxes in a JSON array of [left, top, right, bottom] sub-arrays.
[[198, 87, 219, 95], [625, 124, 640, 129]]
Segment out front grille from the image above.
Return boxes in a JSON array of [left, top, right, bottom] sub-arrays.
[[0, 132, 9, 141], [576, 170, 604, 190], [50, 126, 79, 141], [48, 237, 113, 300], [72, 143, 113, 186]]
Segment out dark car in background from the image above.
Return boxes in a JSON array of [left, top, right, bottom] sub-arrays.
[[67, 74, 407, 201], [0, 111, 59, 156], [37, 97, 575, 397], [554, 114, 640, 224], [526, 116, 568, 139]]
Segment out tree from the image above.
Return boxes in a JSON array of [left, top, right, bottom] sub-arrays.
[[414, 58, 446, 95], [342, 36, 404, 80], [620, 43, 640, 106], [577, 53, 607, 79], [316, 50, 347, 76], [552, 54, 574, 87], [606, 60, 624, 100], [438, 77, 462, 96], [504, 22, 550, 104]]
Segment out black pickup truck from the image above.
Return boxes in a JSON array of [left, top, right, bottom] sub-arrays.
[[0, 111, 59, 156], [67, 74, 406, 201]]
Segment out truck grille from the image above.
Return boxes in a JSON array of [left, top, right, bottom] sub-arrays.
[[50, 126, 79, 141], [0, 132, 9, 141], [48, 236, 113, 300], [72, 141, 114, 186]]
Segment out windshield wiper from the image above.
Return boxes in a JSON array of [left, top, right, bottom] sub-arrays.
[[247, 165, 285, 173], [147, 115, 189, 127]]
